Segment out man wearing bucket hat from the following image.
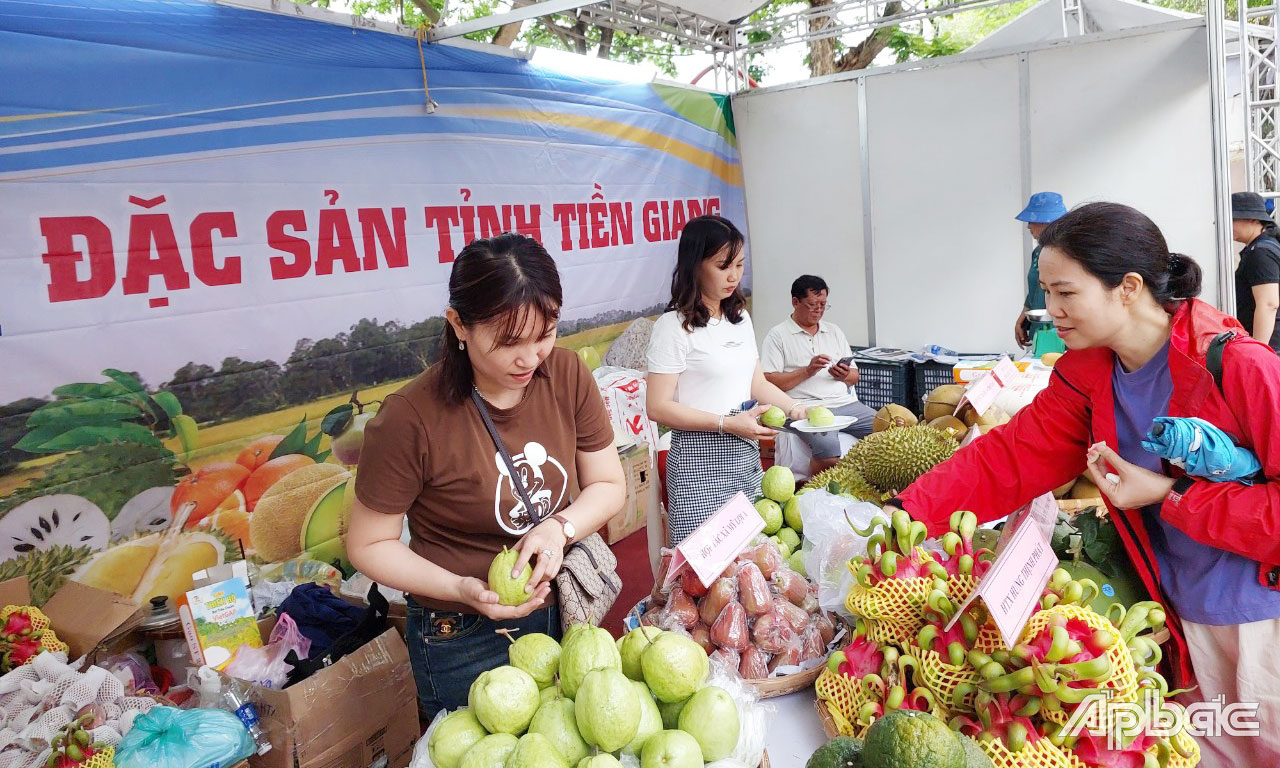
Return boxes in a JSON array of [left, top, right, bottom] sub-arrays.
[[1232, 191, 1280, 350], [1013, 191, 1068, 346]]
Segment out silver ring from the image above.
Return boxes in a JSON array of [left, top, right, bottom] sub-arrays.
[[540, 548, 554, 558]]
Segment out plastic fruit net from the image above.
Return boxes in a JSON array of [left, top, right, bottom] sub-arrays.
[[945, 572, 980, 604], [1023, 605, 1138, 727], [1164, 728, 1201, 768], [814, 667, 950, 740], [864, 617, 922, 648], [845, 570, 935, 630], [0, 606, 69, 659], [978, 736, 1077, 768], [815, 667, 877, 738], [82, 746, 114, 768], [912, 645, 983, 715]]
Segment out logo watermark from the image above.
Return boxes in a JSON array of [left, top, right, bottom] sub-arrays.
[[1061, 688, 1260, 750]]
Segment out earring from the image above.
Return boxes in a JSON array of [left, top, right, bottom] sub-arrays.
[[458, 340, 466, 351]]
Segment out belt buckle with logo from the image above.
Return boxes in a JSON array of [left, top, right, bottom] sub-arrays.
[[430, 612, 463, 637]]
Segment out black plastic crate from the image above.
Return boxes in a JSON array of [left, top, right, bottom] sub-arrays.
[[915, 361, 958, 400], [850, 348, 916, 413]]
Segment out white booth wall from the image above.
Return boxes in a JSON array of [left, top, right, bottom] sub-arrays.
[[735, 20, 1216, 353]]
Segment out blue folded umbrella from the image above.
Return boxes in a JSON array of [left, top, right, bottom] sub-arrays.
[[1142, 417, 1262, 482]]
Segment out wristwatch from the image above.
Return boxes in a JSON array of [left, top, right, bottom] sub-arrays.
[[550, 513, 576, 544]]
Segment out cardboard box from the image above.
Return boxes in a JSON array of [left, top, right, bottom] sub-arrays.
[[243, 622, 418, 768], [0, 577, 140, 661], [606, 444, 656, 545]]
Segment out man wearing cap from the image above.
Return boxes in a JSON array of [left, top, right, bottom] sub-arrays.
[[1012, 192, 1068, 347], [1232, 191, 1280, 350]]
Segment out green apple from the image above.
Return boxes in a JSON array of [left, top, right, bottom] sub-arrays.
[[640, 730, 704, 768], [807, 406, 835, 427], [468, 666, 539, 735], [754, 498, 783, 535], [677, 685, 740, 761]]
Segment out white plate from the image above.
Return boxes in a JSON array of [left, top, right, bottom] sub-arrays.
[[789, 416, 857, 433]]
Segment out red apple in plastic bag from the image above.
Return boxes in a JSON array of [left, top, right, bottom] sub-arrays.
[[666, 586, 699, 628], [710, 647, 741, 672], [813, 612, 836, 646], [651, 552, 673, 605], [699, 576, 738, 626], [740, 645, 771, 679], [738, 562, 772, 616], [681, 568, 710, 599], [691, 624, 715, 654], [774, 598, 811, 634], [641, 607, 663, 627], [710, 600, 749, 651], [751, 543, 785, 579], [801, 624, 825, 661], [752, 607, 797, 654], [773, 569, 808, 605], [768, 645, 803, 674]]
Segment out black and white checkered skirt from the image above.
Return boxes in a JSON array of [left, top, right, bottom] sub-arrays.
[[665, 427, 763, 545]]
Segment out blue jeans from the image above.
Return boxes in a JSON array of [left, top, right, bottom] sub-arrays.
[[405, 597, 561, 722]]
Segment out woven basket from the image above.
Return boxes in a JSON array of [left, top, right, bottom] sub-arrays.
[[816, 695, 843, 739], [745, 662, 825, 699]]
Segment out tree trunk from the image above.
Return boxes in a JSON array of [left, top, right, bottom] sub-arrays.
[[806, 0, 903, 75], [491, 0, 534, 47], [598, 26, 615, 59]]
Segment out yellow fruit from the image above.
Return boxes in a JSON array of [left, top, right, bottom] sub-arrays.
[[74, 536, 161, 596], [251, 463, 350, 562], [1052, 478, 1076, 498], [1070, 476, 1101, 500], [922, 384, 966, 422], [142, 538, 221, 604], [960, 404, 1011, 429], [873, 404, 918, 433], [927, 415, 968, 439], [1041, 352, 1063, 366]]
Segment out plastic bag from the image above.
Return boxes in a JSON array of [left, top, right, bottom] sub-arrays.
[[115, 706, 253, 768], [798, 493, 882, 616], [99, 653, 158, 695], [707, 660, 773, 768], [223, 613, 311, 689]]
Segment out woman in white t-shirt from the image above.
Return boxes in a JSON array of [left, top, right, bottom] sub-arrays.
[[646, 215, 805, 544]]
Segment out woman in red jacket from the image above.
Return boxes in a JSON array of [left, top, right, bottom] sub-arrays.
[[890, 202, 1280, 766]]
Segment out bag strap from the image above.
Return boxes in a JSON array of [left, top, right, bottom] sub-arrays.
[[471, 389, 549, 526], [1206, 331, 1235, 394]]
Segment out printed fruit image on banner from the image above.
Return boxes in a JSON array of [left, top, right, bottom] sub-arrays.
[[0, 369, 363, 607], [0, 0, 746, 604]]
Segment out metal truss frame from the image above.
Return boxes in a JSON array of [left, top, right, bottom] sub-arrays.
[[1240, 0, 1280, 200]]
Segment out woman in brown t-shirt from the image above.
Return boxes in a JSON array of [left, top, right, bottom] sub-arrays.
[[346, 233, 625, 722]]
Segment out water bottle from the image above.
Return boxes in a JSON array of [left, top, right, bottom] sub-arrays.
[[200, 666, 273, 755]]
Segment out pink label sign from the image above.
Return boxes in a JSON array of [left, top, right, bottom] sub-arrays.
[[947, 514, 1056, 648], [960, 371, 1002, 416], [993, 356, 1020, 386], [994, 492, 1059, 555], [666, 492, 765, 588]]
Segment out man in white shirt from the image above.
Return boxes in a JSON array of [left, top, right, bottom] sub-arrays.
[[762, 276, 876, 466]]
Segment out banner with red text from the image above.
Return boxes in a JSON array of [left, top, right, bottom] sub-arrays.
[[0, 0, 745, 606]]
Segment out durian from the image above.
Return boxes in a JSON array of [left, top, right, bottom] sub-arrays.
[[872, 404, 918, 433], [0, 545, 94, 605], [846, 424, 959, 495], [803, 465, 883, 502]]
